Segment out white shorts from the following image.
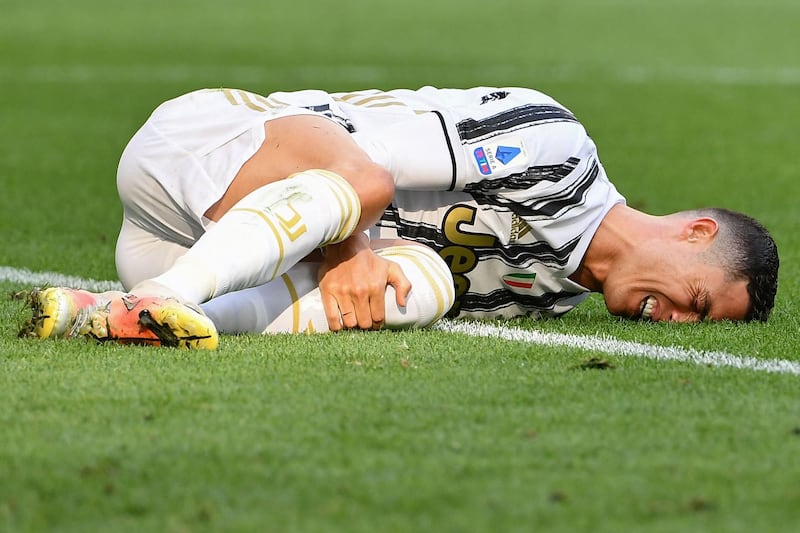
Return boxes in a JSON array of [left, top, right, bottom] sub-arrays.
[[114, 89, 321, 288]]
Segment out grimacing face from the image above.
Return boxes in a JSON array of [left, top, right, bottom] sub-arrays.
[[601, 243, 751, 323]]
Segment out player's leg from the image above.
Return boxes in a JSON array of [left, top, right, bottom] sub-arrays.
[[201, 242, 455, 334], [21, 107, 393, 349], [18, 216, 218, 349], [134, 114, 394, 304]]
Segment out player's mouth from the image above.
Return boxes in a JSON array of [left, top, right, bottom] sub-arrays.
[[638, 295, 656, 321]]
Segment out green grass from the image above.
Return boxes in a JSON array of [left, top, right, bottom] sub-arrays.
[[2, 0, 800, 531], [4, 332, 800, 532]]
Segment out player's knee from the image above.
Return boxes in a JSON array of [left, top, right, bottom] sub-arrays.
[[335, 161, 394, 229]]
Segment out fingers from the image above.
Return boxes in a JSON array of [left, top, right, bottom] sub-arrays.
[[317, 248, 410, 332], [321, 285, 377, 331], [322, 291, 345, 332], [340, 310, 358, 329], [343, 280, 385, 330], [387, 263, 412, 308]]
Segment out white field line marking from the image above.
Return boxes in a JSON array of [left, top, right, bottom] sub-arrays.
[[435, 320, 800, 376], [3, 265, 798, 376], [0, 266, 123, 293], [3, 64, 800, 86]]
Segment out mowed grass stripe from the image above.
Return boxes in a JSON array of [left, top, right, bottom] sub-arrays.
[[4, 265, 797, 376], [4, 64, 800, 86]]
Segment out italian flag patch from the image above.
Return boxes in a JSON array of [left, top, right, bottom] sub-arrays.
[[502, 273, 537, 290]]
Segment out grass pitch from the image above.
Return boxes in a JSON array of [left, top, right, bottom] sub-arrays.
[[2, 1, 800, 531]]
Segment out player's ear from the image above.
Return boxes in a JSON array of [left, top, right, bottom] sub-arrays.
[[682, 217, 719, 243]]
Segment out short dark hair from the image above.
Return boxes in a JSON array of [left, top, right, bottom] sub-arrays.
[[690, 208, 779, 321]]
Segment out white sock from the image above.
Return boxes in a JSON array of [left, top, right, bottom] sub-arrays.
[[145, 170, 360, 304], [200, 263, 319, 334], [201, 244, 455, 334]]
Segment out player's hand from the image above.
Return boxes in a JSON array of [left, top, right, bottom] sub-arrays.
[[317, 233, 411, 331]]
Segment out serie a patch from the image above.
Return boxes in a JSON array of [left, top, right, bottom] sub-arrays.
[[472, 138, 528, 176]]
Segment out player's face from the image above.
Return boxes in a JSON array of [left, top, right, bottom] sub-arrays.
[[603, 246, 751, 323]]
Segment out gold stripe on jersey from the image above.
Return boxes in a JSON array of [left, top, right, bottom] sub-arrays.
[[252, 93, 279, 109], [335, 90, 383, 102], [365, 101, 411, 108], [237, 91, 269, 112], [334, 91, 409, 109], [222, 88, 238, 106], [268, 95, 291, 107], [342, 94, 395, 105], [222, 89, 281, 112]]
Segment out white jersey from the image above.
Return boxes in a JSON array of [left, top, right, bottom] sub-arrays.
[[325, 86, 625, 319], [120, 86, 624, 319]]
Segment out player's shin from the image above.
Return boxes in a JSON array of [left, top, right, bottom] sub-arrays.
[[142, 170, 361, 304], [200, 263, 319, 334], [203, 244, 455, 334]]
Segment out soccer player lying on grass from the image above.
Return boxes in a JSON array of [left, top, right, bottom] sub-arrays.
[[19, 86, 779, 350]]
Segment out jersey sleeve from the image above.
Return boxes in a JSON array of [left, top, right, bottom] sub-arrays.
[[463, 125, 625, 278]]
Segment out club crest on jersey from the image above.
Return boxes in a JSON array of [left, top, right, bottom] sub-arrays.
[[502, 272, 537, 291], [472, 138, 527, 176]]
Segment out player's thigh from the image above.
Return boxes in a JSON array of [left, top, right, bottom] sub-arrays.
[[205, 114, 393, 224], [115, 218, 190, 290]]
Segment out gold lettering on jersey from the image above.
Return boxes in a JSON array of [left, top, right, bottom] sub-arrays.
[[439, 246, 476, 274], [439, 205, 496, 315], [443, 206, 495, 247], [451, 276, 470, 302]]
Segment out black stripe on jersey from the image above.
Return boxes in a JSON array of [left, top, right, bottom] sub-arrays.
[[430, 111, 458, 191], [469, 159, 600, 220], [480, 236, 580, 269], [529, 160, 600, 218], [464, 157, 580, 194], [457, 287, 580, 314], [377, 209, 443, 248], [456, 104, 577, 142], [377, 208, 578, 269]]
